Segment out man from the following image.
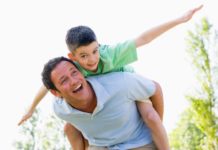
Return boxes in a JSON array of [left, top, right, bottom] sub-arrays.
[[42, 56, 168, 149]]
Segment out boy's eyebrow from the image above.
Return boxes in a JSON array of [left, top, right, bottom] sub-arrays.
[[79, 52, 88, 55], [78, 45, 99, 54], [95, 45, 99, 49]]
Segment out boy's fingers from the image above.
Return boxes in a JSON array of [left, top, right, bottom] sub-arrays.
[[194, 4, 203, 12]]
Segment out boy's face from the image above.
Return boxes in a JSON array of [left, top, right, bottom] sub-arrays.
[[68, 41, 100, 72]]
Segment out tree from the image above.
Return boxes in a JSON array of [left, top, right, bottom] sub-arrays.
[[169, 109, 205, 150], [170, 18, 218, 150], [14, 109, 71, 150], [36, 115, 70, 150], [14, 109, 40, 150]]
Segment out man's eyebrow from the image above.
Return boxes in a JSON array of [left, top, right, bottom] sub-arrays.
[[58, 66, 74, 81], [59, 76, 65, 82]]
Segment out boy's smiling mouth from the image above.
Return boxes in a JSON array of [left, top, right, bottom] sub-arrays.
[[87, 63, 97, 67]]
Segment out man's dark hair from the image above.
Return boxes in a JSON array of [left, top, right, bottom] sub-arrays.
[[42, 56, 77, 90], [65, 25, 97, 52]]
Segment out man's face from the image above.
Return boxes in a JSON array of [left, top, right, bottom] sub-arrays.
[[50, 61, 92, 105], [69, 41, 100, 72]]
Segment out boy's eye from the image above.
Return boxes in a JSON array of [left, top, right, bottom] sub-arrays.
[[93, 49, 98, 54], [80, 55, 87, 59]]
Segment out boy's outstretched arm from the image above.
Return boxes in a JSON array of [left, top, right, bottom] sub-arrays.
[[18, 85, 48, 125], [135, 5, 203, 47]]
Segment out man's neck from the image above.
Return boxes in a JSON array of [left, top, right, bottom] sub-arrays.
[[69, 83, 97, 113], [83, 83, 97, 113]]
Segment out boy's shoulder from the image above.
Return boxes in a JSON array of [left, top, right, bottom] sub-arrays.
[[99, 39, 135, 53]]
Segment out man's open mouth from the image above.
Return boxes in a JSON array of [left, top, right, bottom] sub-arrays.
[[72, 84, 83, 93]]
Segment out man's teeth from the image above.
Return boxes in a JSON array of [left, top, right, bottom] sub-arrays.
[[73, 84, 82, 92]]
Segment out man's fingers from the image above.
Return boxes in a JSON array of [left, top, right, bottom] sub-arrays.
[[18, 118, 25, 126], [18, 121, 22, 126], [18, 120, 23, 126]]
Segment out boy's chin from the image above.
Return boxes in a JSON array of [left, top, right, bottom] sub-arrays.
[[90, 68, 98, 72]]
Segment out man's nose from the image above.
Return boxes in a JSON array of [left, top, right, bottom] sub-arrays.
[[69, 76, 78, 85]]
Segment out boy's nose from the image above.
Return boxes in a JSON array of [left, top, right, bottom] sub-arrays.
[[89, 55, 96, 63]]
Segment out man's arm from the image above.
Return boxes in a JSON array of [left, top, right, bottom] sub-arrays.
[[135, 5, 203, 47]]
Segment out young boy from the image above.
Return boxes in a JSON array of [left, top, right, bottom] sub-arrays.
[[18, 5, 202, 150]]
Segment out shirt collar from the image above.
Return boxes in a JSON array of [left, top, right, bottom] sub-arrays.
[[86, 77, 110, 115]]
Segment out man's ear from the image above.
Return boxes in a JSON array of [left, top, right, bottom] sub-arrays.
[[50, 89, 62, 98], [68, 53, 77, 61]]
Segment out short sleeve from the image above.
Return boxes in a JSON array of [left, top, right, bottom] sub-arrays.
[[100, 40, 138, 73], [124, 73, 156, 102]]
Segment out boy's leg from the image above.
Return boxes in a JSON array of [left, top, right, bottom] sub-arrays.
[[64, 123, 89, 150], [130, 141, 157, 150], [150, 81, 164, 121], [88, 146, 108, 150], [137, 101, 170, 150]]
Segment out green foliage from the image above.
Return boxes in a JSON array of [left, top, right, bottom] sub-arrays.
[[14, 109, 71, 150], [170, 18, 218, 150], [170, 109, 205, 150], [14, 109, 40, 150], [37, 115, 70, 150]]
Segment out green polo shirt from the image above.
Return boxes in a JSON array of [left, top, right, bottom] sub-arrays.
[[76, 40, 137, 77]]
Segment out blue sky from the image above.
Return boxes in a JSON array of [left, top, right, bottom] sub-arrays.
[[0, 0, 217, 149]]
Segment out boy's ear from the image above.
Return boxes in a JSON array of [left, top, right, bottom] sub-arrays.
[[68, 53, 77, 61], [50, 89, 61, 98]]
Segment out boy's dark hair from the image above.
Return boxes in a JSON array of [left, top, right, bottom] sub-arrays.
[[42, 56, 78, 91], [65, 25, 97, 52]]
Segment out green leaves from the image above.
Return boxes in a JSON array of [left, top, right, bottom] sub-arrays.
[[14, 109, 71, 150], [170, 18, 218, 150]]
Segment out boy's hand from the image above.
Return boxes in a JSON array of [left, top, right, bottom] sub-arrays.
[[18, 111, 34, 125], [179, 4, 203, 23]]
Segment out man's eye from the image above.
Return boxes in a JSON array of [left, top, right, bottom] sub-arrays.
[[72, 71, 78, 76], [61, 79, 67, 85]]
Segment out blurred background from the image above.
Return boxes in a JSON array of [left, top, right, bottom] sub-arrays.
[[0, 0, 217, 149]]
